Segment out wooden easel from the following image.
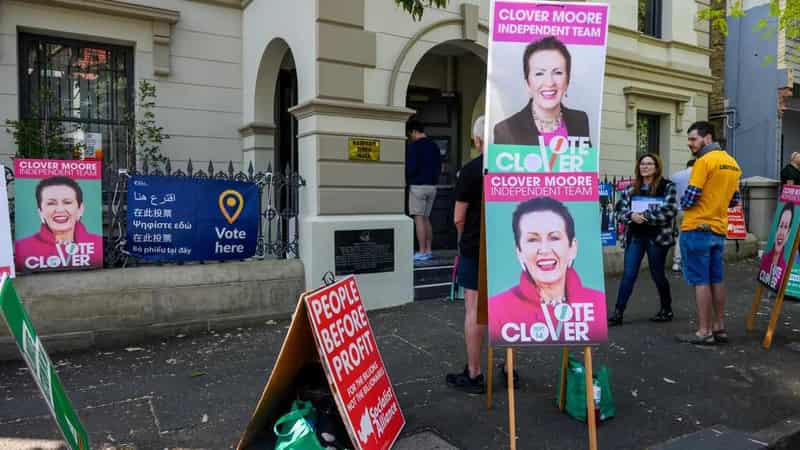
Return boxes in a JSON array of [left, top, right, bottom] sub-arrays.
[[747, 230, 800, 349], [486, 346, 598, 450]]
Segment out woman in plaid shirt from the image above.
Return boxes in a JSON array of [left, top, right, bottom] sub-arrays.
[[609, 153, 678, 326]]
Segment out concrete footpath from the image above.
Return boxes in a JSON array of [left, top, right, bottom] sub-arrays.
[[2, 259, 800, 449]]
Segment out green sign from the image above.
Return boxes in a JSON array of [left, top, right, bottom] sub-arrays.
[[0, 275, 89, 449], [786, 259, 800, 297]]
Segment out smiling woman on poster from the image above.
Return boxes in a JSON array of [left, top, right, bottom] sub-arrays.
[[14, 176, 103, 271], [489, 196, 606, 344], [759, 202, 794, 289], [492, 36, 591, 146]]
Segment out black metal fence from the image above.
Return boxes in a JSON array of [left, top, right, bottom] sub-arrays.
[[4, 159, 305, 269]]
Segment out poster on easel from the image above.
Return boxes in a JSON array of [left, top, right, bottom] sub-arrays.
[[757, 186, 800, 292], [0, 165, 14, 278], [749, 185, 800, 349], [484, 1, 609, 448], [237, 276, 404, 450]]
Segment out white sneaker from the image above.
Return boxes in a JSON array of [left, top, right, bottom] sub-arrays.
[[672, 263, 681, 272]]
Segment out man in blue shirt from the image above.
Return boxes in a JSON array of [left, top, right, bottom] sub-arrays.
[[406, 120, 441, 261]]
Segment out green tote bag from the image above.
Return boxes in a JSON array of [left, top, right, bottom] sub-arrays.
[[555, 354, 616, 422], [274, 400, 326, 450]]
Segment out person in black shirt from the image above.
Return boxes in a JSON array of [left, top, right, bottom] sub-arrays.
[[781, 152, 800, 185], [445, 116, 486, 394]]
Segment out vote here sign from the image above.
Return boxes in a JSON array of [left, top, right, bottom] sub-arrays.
[[304, 276, 404, 450]]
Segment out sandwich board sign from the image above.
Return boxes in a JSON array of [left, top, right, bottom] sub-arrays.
[[0, 275, 89, 449], [238, 275, 404, 450]]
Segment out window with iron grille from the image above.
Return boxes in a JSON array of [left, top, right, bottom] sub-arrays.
[[637, 113, 661, 157], [17, 33, 134, 170]]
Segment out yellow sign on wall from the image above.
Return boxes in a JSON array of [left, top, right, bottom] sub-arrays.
[[348, 138, 380, 161]]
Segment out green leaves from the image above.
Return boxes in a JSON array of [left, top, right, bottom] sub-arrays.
[[699, 0, 800, 65], [133, 80, 170, 172], [394, 0, 448, 21]]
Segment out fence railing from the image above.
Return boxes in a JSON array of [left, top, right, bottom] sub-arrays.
[[5, 159, 305, 269]]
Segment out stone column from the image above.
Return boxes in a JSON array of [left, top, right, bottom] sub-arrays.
[[239, 122, 276, 172], [290, 99, 415, 309]]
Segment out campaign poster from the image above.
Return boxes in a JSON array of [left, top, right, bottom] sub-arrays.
[[304, 276, 404, 450], [484, 1, 609, 346], [599, 182, 615, 246], [758, 185, 800, 292], [126, 176, 259, 261], [727, 205, 747, 240], [13, 159, 103, 273], [0, 166, 14, 278]]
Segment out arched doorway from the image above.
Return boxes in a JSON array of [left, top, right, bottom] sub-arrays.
[[252, 38, 298, 174], [274, 52, 298, 174], [406, 41, 487, 251], [251, 38, 300, 258]]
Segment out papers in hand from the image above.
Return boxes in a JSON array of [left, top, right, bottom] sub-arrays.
[[631, 196, 665, 214]]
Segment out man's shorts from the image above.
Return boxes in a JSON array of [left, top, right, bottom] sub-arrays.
[[457, 255, 479, 291], [408, 185, 437, 216], [680, 230, 725, 285]]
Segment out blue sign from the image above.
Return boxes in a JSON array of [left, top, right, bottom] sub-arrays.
[[126, 176, 259, 261], [599, 182, 616, 246]]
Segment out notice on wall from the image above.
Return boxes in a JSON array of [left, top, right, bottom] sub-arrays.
[[84, 132, 102, 160], [599, 182, 615, 246], [335, 229, 395, 275], [484, 1, 610, 346], [13, 159, 103, 273], [0, 275, 89, 450], [758, 185, 800, 292], [304, 276, 404, 450], [0, 166, 14, 278], [126, 176, 259, 261], [348, 138, 381, 161]]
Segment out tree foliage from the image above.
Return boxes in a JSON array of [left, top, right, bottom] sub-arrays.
[[133, 80, 170, 171], [699, 0, 800, 65], [395, 0, 448, 21], [5, 88, 75, 159], [699, 0, 800, 39]]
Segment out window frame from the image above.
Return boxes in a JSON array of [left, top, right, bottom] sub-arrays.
[[16, 32, 135, 166], [637, 112, 661, 157], [638, 0, 663, 39]]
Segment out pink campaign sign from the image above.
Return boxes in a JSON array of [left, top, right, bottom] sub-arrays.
[[780, 184, 800, 203], [492, 1, 608, 45], [484, 173, 598, 202]]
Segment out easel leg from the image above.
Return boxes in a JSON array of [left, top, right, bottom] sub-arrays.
[[747, 283, 764, 331], [506, 348, 516, 450], [763, 289, 787, 349], [486, 346, 494, 409], [558, 347, 569, 411], [584, 347, 598, 450]]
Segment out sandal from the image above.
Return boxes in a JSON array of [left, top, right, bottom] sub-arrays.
[[675, 332, 715, 345], [712, 329, 729, 343]]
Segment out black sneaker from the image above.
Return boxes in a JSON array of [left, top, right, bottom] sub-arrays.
[[446, 366, 485, 394], [649, 309, 674, 322], [500, 362, 520, 389], [608, 310, 624, 326]]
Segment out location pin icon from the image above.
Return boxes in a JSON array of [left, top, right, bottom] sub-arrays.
[[218, 189, 244, 224]]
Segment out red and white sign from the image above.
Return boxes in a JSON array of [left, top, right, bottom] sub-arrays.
[[0, 165, 13, 278], [727, 206, 747, 240], [304, 276, 404, 450]]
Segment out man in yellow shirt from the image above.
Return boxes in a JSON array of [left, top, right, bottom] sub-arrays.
[[677, 121, 741, 345]]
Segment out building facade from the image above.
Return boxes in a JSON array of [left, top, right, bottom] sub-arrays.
[[0, 0, 713, 308]]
